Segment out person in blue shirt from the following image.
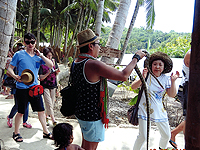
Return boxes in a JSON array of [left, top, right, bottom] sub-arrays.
[[7, 33, 53, 142]]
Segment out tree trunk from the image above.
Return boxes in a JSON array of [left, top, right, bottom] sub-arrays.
[[54, 22, 59, 48], [66, 7, 82, 58], [73, 6, 84, 59], [83, 5, 88, 29], [27, 0, 34, 33], [101, 0, 131, 64], [37, 0, 41, 48], [63, 0, 70, 54], [85, 9, 92, 29], [58, 24, 63, 48], [0, 0, 17, 85], [95, 0, 104, 36], [50, 22, 53, 46], [10, 15, 16, 49], [52, 22, 56, 46], [116, 0, 140, 65], [185, 0, 200, 149]]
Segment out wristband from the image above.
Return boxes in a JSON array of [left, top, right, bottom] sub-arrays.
[[39, 53, 43, 57], [132, 54, 140, 62]]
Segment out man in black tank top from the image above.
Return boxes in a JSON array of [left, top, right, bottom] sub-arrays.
[[73, 29, 146, 150]]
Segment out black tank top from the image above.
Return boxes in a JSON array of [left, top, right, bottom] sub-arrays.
[[72, 59, 101, 121]]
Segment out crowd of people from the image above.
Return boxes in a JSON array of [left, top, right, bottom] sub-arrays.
[[0, 29, 189, 150]]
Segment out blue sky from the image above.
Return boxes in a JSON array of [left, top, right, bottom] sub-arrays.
[[104, 0, 195, 33]]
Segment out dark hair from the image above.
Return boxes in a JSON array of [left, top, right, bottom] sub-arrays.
[[17, 43, 23, 47], [53, 123, 73, 148], [79, 45, 89, 53], [42, 47, 54, 57], [79, 42, 96, 53], [24, 33, 36, 41]]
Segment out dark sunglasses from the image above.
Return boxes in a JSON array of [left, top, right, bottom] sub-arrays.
[[94, 43, 102, 46], [25, 40, 35, 45]]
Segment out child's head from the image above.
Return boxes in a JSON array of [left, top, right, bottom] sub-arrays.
[[145, 51, 173, 76], [53, 123, 73, 148]]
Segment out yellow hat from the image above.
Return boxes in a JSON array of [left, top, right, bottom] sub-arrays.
[[76, 29, 101, 48], [21, 69, 35, 85]]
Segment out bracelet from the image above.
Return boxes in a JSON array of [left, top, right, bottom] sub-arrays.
[[132, 54, 140, 62], [39, 53, 43, 57]]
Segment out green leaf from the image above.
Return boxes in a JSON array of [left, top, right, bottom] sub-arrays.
[[129, 95, 138, 106]]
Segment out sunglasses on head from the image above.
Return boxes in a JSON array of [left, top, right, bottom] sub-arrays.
[[25, 40, 35, 45]]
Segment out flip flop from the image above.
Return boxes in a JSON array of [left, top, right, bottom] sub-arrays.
[[5, 95, 14, 99], [0, 92, 5, 95], [169, 139, 177, 149], [13, 132, 23, 142], [43, 132, 53, 140]]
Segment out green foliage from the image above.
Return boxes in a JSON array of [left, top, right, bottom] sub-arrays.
[[129, 95, 138, 106], [129, 88, 140, 106], [101, 27, 191, 58], [117, 79, 140, 106], [68, 56, 73, 65]]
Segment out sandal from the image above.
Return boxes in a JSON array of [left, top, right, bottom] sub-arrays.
[[5, 95, 14, 99], [169, 139, 177, 149], [43, 132, 53, 140], [13, 132, 23, 142], [0, 92, 5, 95]]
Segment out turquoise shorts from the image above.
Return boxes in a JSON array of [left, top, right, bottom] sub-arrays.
[[77, 119, 105, 142]]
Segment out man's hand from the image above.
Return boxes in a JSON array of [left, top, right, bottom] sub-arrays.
[[14, 75, 22, 82], [135, 49, 146, 59], [34, 48, 43, 57]]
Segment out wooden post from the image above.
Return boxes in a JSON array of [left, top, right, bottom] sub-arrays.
[[185, 0, 200, 149]]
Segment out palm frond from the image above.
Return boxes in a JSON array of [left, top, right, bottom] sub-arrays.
[[60, 2, 79, 14], [40, 8, 51, 16], [145, 0, 155, 30], [104, 0, 119, 11]]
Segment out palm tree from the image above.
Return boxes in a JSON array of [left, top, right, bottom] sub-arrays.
[[37, 0, 41, 48], [116, 0, 155, 65], [95, 0, 105, 36], [27, 0, 34, 33], [0, 0, 17, 84], [101, 0, 131, 64]]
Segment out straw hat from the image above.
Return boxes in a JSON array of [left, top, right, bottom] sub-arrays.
[[76, 29, 101, 48], [144, 51, 173, 74], [21, 69, 34, 85]]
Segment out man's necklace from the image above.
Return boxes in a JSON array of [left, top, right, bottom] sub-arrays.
[[78, 53, 96, 60]]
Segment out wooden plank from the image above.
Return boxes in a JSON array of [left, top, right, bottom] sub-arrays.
[[99, 46, 121, 58]]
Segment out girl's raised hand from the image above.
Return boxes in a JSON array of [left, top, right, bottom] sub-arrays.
[[142, 68, 148, 78], [170, 71, 180, 82]]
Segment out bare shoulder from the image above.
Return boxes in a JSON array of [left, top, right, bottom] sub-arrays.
[[68, 144, 85, 150], [85, 59, 111, 74], [184, 50, 191, 67], [86, 59, 106, 67]]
